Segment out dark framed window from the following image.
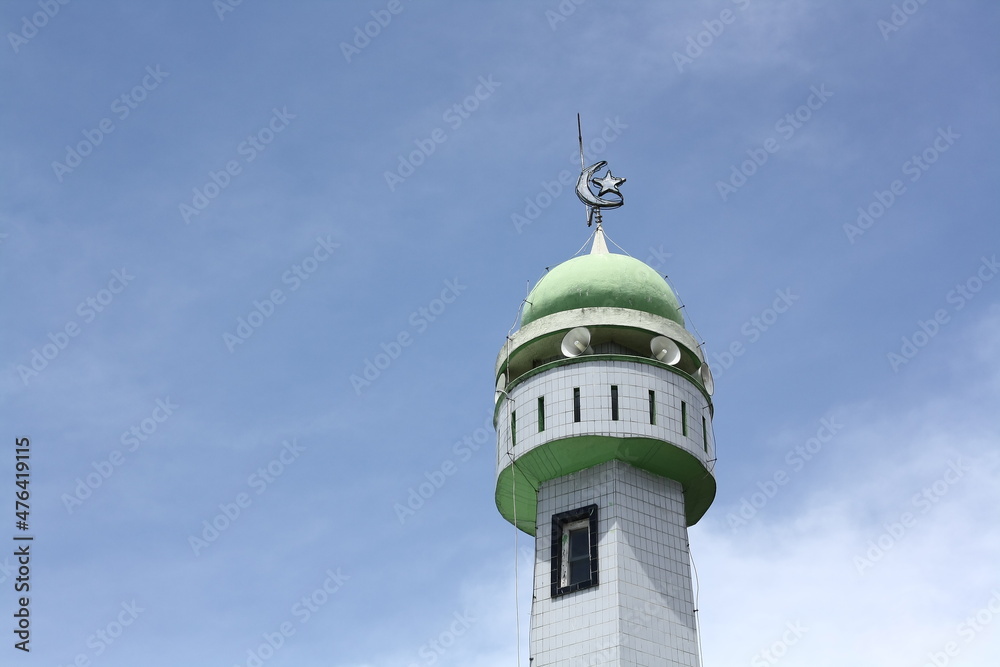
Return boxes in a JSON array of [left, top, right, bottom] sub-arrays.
[[537, 396, 545, 432], [702, 415, 708, 452], [681, 401, 688, 436], [648, 390, 656, 425], [573, 387, 581, 423], [610, 386, 619, 421], [550, 504, 599, 597]]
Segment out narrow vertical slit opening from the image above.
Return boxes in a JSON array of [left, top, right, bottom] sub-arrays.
[[681, 401, 688, 436], [573, 387, 581, 423], [537, 396, 545, 432], [648, 390, 656, 425], [610, 385, 619, 421]]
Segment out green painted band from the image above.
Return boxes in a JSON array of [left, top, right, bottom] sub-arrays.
[[495, 434, 716, 535]]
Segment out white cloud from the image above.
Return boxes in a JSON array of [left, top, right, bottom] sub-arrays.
[[698, 308, 1000, 666]]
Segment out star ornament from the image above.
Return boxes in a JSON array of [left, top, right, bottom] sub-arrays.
[[593, 170, 626, 197]]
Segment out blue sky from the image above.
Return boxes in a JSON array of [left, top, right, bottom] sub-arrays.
[[2, 1, 999, 665]]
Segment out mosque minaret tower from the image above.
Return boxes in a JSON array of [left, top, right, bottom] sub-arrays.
[[493, 138, 716, 666]]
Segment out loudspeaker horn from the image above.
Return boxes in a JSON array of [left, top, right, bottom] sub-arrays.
[[494, 373, 507, 404], [699, 363, 715, 396], [560, 327, 592, 358], [650, 336, 681, 365]]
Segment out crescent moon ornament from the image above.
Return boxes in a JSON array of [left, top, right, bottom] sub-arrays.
[[576, 160, 626, 210], [575, 117, 627, 227]]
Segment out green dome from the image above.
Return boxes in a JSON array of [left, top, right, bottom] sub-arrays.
[[521, 253, 684, 327]]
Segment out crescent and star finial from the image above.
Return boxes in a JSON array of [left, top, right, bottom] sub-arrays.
[[576, 160, 626, 226], [576, 116, 626, 227]]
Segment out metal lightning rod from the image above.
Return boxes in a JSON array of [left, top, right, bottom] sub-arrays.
[[577, 113, 593, 227]]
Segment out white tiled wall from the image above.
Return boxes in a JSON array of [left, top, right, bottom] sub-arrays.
[[531, 460, 701, 667], [495, 359, 713, 476]]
